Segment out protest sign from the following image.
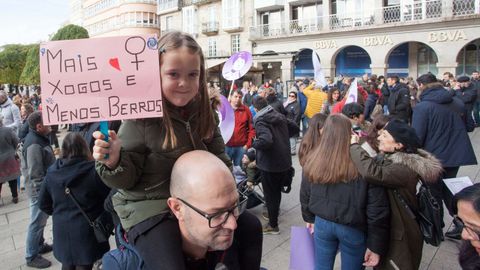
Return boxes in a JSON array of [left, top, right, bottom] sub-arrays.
[[39, 35, 162, 125], [290, 226, 315, 270]]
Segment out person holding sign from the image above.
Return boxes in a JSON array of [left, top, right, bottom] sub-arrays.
[[93, 31, 262, 270]]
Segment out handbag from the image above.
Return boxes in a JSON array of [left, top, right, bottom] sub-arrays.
[[394, 179, 444, 246], [65, 187, 114, 243]]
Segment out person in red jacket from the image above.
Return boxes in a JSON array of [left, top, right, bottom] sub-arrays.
[[226, 90, 256, 166]]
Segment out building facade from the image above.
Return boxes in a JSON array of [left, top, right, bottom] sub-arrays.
[[157, 0, 257, 82], [71, 0, 160, 38], [71, 0, 480, 87], [249, 0, 480, 82]]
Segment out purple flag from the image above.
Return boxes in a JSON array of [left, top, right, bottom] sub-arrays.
[[290, 226, 315, 270]]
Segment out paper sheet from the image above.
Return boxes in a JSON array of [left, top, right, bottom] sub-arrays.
[[443, 176, 474, 194]]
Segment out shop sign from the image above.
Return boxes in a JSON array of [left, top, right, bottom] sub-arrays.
[[428, 30, 467, 42], [364, 36, 393, 46], [314, 40, 337, 49]]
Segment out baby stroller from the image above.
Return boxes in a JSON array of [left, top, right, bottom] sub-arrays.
[[233, 166, 265, 209]]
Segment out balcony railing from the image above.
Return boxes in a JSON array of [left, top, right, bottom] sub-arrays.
[[182, 0, 219, 6], [453, 0, 478, 15], [250, 0, 480, 39], [202, 22, 219, 35], [223, 17, 243, 32]]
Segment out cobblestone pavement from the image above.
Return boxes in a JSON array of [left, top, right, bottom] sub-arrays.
[[1, 128, 478, 269]]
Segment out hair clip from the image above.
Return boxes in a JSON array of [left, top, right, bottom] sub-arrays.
[[159, 47, 166, 54]]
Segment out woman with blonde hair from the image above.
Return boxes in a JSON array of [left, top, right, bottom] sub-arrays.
[[300, 114, 389, 270]]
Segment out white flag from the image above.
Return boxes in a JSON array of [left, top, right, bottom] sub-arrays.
[[345, 79, 358, 104], [312, 50, 327, 88]]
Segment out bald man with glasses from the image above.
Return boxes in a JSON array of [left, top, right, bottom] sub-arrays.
[[167, 150, 262, 270]]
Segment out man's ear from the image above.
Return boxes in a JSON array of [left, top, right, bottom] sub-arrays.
[[167, 198, 183, 221], [36, 123, 43, 132]]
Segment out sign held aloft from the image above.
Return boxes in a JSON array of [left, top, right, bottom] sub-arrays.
[[39, 35, 162, 125]]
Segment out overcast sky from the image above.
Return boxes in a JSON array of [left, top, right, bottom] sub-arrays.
[[0, 0, 70, 47]]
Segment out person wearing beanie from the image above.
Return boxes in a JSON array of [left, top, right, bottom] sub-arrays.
[[242, 148, 258, 187], [413, 73, 477, 240], [350, 118, 443, 270], [453, 74, 477, 131]]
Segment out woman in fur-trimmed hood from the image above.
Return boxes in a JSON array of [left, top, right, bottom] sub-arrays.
[[350, 119, 443, 270]]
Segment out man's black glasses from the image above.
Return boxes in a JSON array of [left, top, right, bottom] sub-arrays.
[[177, 195, 248, 228]]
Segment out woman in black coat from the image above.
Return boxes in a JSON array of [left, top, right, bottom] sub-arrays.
[[301, 114, 390, 270], [39, 133, 111, 270], [284, 91, 301, 155]]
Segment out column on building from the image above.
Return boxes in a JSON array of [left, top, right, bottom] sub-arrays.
[[284, 2, 291, 32], [408, 43, 419, 77], [281, 59, 292, 96], [373, 0, 384, 25], [369, 64, 388, 76], [442, 0, 454, 17], [322, 0, 331, 31]]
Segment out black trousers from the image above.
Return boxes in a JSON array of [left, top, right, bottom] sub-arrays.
[[61, 264, 92, 270], [428, 166, 459, 219], [127, 211, 263, 270], [224, 210, 263, 270], [0, 179, 18, 198], [260, 169, 289, 228]]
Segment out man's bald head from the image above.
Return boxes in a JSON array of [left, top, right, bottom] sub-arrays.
[[170, 150, 234, 200]]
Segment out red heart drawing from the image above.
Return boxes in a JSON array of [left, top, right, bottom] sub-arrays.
[[109, 58, 121, 71]]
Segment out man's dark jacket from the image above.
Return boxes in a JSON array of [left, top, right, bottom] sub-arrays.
[[23, 129, 55, 197], [252, 105, 291, 173], [387, 83, 411, 122], [412, 84, 477, 167]]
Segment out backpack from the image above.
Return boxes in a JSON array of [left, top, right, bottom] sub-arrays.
[[394, 179, 444, 246], [102, 225, 144, 270]]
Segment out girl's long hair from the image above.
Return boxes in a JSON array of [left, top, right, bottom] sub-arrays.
[[303, 114, 359, 184], [158, 31, 215, 149], [298, 113, 327, 166], [327, 88, 340, 105]]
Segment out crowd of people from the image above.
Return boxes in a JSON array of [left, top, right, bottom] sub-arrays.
[[1, 30, 480, 270]]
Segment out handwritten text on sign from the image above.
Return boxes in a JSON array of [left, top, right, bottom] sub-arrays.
[[39, 35, 162, 125]]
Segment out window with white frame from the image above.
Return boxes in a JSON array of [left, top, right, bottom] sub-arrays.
[[222, 0, 241, 29], [165, 16, 173, 30], [183, 6, 197, 34], [208, 38, 217, 57], [208, 6, 216, 26], [231, 34, 240, 54]]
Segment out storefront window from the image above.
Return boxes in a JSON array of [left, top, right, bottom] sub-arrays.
[[457, 41, 480, 75], [417, 44, 438, 75]]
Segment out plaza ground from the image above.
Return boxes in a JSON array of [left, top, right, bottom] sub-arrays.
[[1, 128, 479, 269]]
